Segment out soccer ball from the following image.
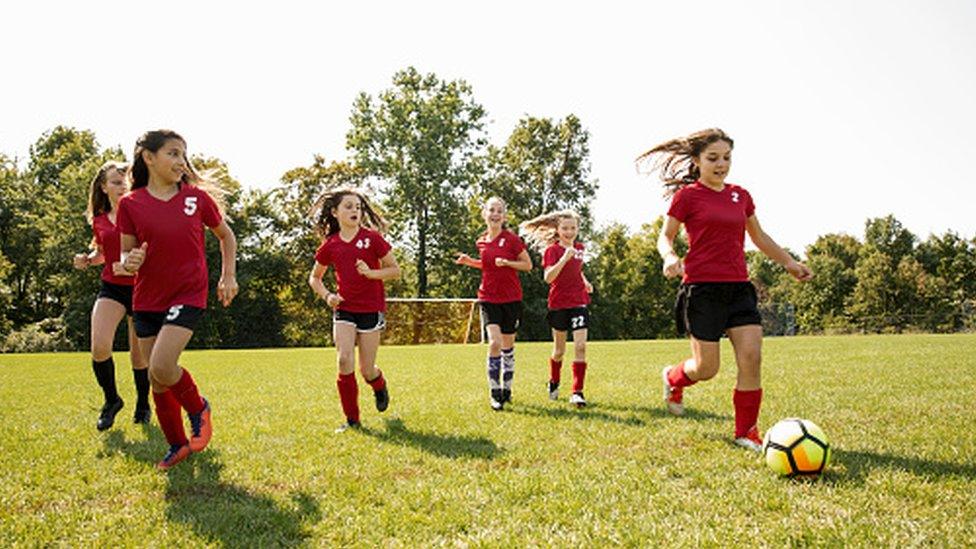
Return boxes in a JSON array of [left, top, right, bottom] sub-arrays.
[[762, 418, 831, 478]]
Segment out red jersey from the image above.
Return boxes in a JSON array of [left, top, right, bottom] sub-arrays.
[[667, 181, 755, 283], [543, 241, 589, 309], [116, 185, 223, 311], [315, 227, 392, 313], [475, 229, 525, 303], [92, 213, 133, 287]]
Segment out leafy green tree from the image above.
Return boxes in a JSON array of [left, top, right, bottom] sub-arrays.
[[347, 67, 487, 297], [864, 215, 915, 270]]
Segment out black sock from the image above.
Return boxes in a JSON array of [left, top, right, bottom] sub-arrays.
[[92, 357, 119, 404], [132, 369, 150, 410]]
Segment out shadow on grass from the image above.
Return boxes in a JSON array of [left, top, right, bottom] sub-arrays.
[[509, 402, 646, 426], [576, 401, 733, 422], [362, 418, 502, 460], [103, 429, 320, 546], [824, 448, 976, 484]]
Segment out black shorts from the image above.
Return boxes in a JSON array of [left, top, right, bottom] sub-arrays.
[[480, 301, 523, 335], [547, 306, 589, 332], [97, 281, 134, 316], [133, 305, 205, 338], [334, 310, 386, 332], [674, 282, 762, 342]]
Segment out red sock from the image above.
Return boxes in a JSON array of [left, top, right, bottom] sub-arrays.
[[733, 388, 763, 437], [571, 361, 587, 393], [337, 372, 360, 423], [152, 390, 188, 446], [667, 359, 698, 389], [169, 367, 205, 415], [366, 369, 386, 391], [549, 358, 562, 384]]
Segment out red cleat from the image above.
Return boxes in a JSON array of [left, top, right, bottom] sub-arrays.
[[734, 425, 763, 453], [662, 366, 684, 416], [188, 398, 212, 452], [157, 444, 191, 470]]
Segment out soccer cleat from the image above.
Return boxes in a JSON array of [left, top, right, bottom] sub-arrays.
[[734, 425, 763, 453], [156, 444, 190, 470], [501, 389, 512, 404], [97, 398, 124, 431], [188, 398, 212, 452], [569, 392, 587, 408], [548, 381, 560, 401], [133, 407, 151, 424], [374, 387, 389, 412], [335, 420, 362, 433], [490, 389, 504, 411], [662, 366, 684, 416]]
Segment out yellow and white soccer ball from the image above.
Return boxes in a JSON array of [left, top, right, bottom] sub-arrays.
[[762, 418, 831, 478]]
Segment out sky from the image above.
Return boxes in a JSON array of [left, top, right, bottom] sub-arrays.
[[2, 0, 975, 253]]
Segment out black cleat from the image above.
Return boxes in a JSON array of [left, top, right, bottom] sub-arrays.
[[374, 387, 389, 412], [490, 389, 504, 411], [548, 381, 560, 400], [97, 398, 124, 431], [335, 420, 362, 433], [133, 407, 151, 424], [501, 389, 512, 404]]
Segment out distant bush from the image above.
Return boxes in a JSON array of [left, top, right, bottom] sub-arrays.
[[2, 318, 74, 353]]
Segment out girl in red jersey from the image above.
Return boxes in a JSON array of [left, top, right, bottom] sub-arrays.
[[308, 188, 400, 432], [638, 128, 812, 451], [72, 161, 150, 430], [118, 130, 238, 469], [520, 210, 593, 408], [456, 197, 533, 411]]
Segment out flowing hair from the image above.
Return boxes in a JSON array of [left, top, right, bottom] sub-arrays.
[[85, 160, 129, 224], [130, 129, 228, 214], [309, 187, 388, 238], [519, 209, 580, 254], [635, 128, 734, 197]]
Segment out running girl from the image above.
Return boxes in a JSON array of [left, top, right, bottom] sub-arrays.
[[456, 197, 532, 411], [520, 210, 593, 407], [118, 129, 238, 469], [638, 128, 812, 451], [308, 188, 400, 432], [72, 161, 150, 429]]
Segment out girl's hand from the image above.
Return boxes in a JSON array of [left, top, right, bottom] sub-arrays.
[[326, 292, 344, 309], [662, 253, 684, 279], [217, 275, 239, 306], [495, 257, 508, 268], [584, 280, 594, 294], [111, 262, 132, 277], [562, 246, 576, 262], [455, 253, 471, 266], [785, 260, 813, 281], [123, 242, 148, 273], [356, 259, 373, 278], [73, 254, 89, 270]]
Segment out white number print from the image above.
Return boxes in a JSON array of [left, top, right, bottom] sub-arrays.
[[356, 238, 371, 249], [571, 316, 585, 329], [166, 305, 184, 321], [498, 238, 506, 248], [731, 191, 740, 203], [183, 196, 198, 215]]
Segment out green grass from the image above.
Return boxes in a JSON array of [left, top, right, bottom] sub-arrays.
[[2, 334, 975, 547]]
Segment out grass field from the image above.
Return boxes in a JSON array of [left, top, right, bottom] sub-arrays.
[[1, 334, 975, 547]]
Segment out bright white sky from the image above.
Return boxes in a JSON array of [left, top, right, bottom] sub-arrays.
[[2, 1, 974, 253]]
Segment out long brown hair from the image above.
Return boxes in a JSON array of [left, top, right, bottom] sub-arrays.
[[309, 187, 388, 238], [85, 160, 129, 224], [130, 129, 228, 214], [635, 128, 734, 197], [519, 209, 580, 254]]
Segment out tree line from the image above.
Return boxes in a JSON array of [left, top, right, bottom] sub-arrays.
[[1, 67, 973, 351]]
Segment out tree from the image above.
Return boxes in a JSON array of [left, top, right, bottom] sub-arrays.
[[347, 67, 487, 297]]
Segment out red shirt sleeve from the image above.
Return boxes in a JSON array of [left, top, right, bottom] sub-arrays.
[[743, 188, 756, 217], [314, 239, 331, 266], [373, 232, 392, 259], [92, 220, 103, 248], [198, 190, 222, 228], [511, 232, 526, 255], [543, 245, 560, 268], [667, 188, 689, 222], [116, 199, 135, 235]]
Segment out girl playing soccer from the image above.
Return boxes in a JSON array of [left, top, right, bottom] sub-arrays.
[[72, 161, 150, 430], [520, 210, 593, 408], [118, 129, 238, 469], [456, 197, 532, 411], [308, 188, 400, 432], [639, 128, 812, 451]]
